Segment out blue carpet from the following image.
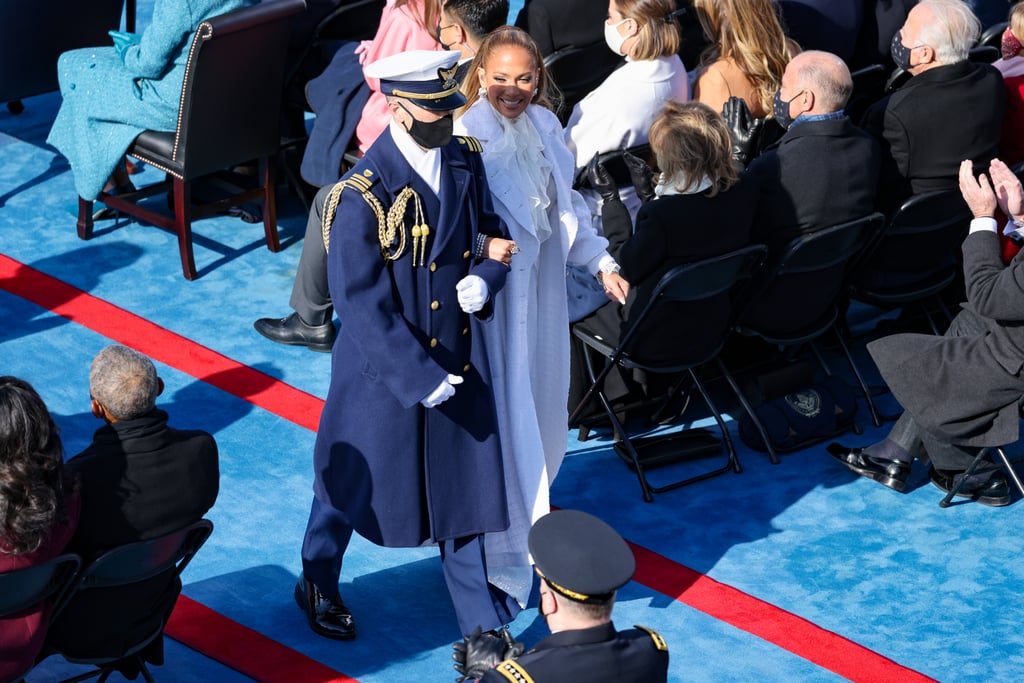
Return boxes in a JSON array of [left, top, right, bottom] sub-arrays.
[[8, 2, 1024, 682]]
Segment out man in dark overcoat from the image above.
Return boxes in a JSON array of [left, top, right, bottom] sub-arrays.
[[295, 49, 519, 643], [828, 158, 1024, 507], [860, 0, 1004, 214]]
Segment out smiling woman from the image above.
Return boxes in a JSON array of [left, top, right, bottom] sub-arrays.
[[454, 26, 627, 610]]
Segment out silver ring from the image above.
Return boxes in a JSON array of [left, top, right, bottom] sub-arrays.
[[508, 245, 521, 255]]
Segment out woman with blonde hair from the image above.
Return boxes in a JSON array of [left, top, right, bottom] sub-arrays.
[[456, 25, 629, 609], [569, 101, 757, 409], [563, 0, 689, 321], [564, 0, 688, 172], [692, 0, 794, 118]]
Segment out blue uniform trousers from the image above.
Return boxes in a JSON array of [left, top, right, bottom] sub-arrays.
[[301, 497, 520, 635]]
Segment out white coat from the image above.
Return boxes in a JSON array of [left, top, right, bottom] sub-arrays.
[[455, 100, 611, 606]]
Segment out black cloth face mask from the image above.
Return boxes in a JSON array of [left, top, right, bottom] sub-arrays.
[[399, 103, 454, 149]]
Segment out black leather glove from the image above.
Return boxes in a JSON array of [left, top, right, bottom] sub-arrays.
[[722, 96, 764, 168], [452, 626, 525, 682], [586, 153, 619, 202], [623, 150, 655, 203]]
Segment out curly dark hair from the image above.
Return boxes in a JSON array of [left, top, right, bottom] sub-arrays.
[[0, 376, 72, 555]]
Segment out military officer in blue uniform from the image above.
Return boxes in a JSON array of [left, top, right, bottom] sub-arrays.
[[295, 49, 519, 643], [454, 509, 670, 682]]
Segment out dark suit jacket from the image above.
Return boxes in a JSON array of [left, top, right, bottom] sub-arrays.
[[862, 60, 1005, 213], [481, 622, 668, 683], [515, 0, 606, 56], [869, 230, 1024, 448], [46, 409, 218, 662], [584, 175, 757, 364], [747, 115, 880, 260]]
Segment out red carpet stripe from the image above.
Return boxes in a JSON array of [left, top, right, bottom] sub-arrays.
[[0, 255, 323, 431], [630, 544, 937, 683], [1, 254, 934, 683], [166, 596, 357, 682]]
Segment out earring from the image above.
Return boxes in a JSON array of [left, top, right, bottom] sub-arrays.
[[533, 87, 538, 96], [477, 86, 487, 98]]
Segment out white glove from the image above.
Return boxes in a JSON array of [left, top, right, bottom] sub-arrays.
[[421, 374, 463, 408], [456, 275, 489, 313]]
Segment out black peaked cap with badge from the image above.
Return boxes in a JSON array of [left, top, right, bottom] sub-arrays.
[[529, 509, 636, 603]]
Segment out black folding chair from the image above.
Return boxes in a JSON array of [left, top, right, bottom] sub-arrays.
[[847, 190, 972, 335], [570, 245, 767, 502], [48, 519, 214, 683], [0, 553, 81, 682], [978, 21, 1010, 49], [723, 214, 888, 464]]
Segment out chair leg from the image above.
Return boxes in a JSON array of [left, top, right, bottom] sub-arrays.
[[939, 447, 992, 508], [598, 384, 654, 502], [832, 325, 883, 427], [689, 369, 742, 475], [77, 197, 95, 240], [716, 357, 780, 464], [260, 157, 281, 252], [993, 446, 1024, 499], [172, 178, 198, 280]]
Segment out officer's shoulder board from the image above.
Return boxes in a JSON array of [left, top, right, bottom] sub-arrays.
[[455, 135, 482, 153], [322, 168, 381, 253], [492, 658, 535, 683], [634, 624, 668, 652]]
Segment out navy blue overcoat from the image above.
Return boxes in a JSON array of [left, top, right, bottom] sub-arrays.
[[312, 128, 511, 547]]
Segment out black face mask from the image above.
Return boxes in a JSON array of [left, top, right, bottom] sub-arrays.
[[891, 30, 916, 71], [772, 89, 802, 129], [399, 104, 454, 149]]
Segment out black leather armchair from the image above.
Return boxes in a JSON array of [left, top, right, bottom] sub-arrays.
[[76, 0, 307, 280]]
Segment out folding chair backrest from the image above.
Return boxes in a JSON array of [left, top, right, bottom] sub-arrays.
[[71, 519, 213, 592], [739, 214, 885, 337], [618, 244, 768, 356], [857, 190, 971, 278], [174, 0, 306, 177], [0, 553, 80, 616]]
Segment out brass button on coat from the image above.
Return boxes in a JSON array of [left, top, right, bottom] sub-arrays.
[[430, 338, 438, 348], [431, 301, 440, 311]]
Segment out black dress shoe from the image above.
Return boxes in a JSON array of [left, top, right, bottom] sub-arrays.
[[929, 467, 1011, 507], [826, 443, 910, 492], [294, 574, 356, 640], [254, 312, 336, 352]]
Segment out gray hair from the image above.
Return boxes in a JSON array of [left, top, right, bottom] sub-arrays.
[[917, 0, 981, 64], [89, 345, 159, 420], [793, 50, 853, 112]]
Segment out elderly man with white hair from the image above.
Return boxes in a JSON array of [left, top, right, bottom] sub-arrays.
[[861, 0, 1004, 212]]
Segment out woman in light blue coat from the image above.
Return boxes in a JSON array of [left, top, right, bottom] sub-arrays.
[[47, 0, 252, 201]]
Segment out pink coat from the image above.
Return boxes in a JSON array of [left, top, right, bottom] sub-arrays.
[[354, 0, 441, 152]]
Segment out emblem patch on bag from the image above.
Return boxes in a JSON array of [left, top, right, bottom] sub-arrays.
[[785, 389, 822, 418]]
